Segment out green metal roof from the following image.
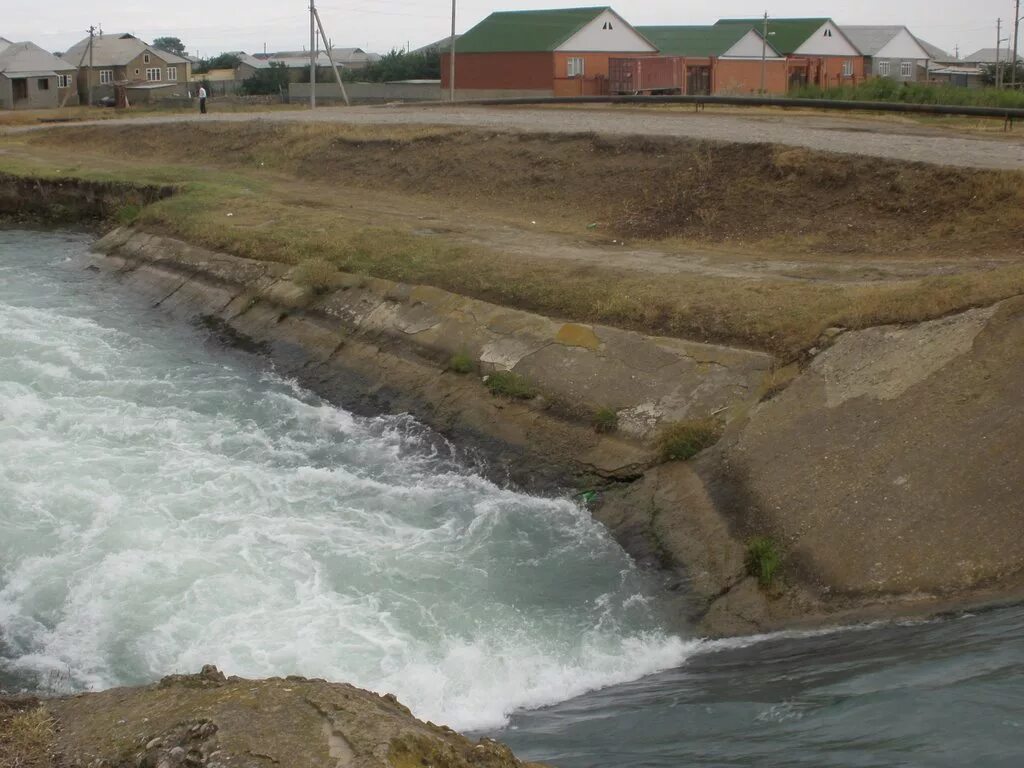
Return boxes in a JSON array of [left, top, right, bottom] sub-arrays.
[[636, 25, 754, 57], [715, 18, 828, 55], [456, 7, 611, 53]]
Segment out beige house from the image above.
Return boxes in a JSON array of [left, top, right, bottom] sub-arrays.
[[61, 32, 191, 102], [0, 40, 78, 110]]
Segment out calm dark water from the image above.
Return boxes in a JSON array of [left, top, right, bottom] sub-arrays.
[[491, 605, 1024, 767]]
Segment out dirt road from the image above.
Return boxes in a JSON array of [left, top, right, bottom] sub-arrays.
[[7, 104, 1023, 171]]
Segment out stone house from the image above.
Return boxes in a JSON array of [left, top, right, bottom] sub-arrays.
[[60, 33, 191, 102], [0, 40, 78, 110], [842, 26, 933, 82]]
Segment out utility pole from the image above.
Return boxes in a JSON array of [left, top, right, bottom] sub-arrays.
[[449, 0, 456, 101], [760, 11, 768, 94], [1013, 0, 1021, 87], [312, 5, 351, 105], [310, 0, 317, 109], [87, 25, 96, 107]]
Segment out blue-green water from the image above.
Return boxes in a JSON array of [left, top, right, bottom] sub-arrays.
[[3, 230, 1023, 766]]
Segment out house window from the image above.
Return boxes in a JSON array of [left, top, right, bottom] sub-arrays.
[[167, 66, 177, 81], [99, 69, 114, 84], [144, 53, 150, 63], [567, 57, 585, 77], [900, 61, 913, 78], [878, 60, 891, 76], [602, 21, 614, 30], [842, 60, 853, 77], [824, 29, 832, 37], [38, 78, 50, 90], [146, 68, 162, 81], [57, 74, 72, 88]]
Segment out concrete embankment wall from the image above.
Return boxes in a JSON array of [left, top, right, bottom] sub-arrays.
[[92, 227, 770, 486]]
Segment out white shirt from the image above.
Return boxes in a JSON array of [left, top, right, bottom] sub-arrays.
[[198, 87, 207, 98]]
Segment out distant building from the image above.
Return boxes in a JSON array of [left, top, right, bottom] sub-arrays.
[[842, 26, 932, 81], [442, 6, 658, 98], [715, 18, 864, 88], [61, 33, 191, 102], [962, 48, 1024, 65], [0, 40, 78, 110], [638, 25, 786, 94]]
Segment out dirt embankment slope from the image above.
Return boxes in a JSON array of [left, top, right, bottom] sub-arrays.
[[0, 666, 539, 768]]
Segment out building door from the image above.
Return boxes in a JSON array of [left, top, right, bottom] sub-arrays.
[[788, 69, 808, 90], [12, 78, 28, 102], [686, 66, 710, 95]]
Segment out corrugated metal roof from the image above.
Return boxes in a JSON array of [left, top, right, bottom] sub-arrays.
[[0, 41, 76, 76], [963, 48, 1022, 64], [915, 37, 953, 62], [715, 18, 829, 55], [62, 33, 189, 67], [638, 25, 753, 57], [840, 26, 902, 56], [455, 7, 609, 53]]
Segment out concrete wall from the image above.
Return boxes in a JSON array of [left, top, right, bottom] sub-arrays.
[[870, 56, 926, 81], [0, 73, 60, 110], [289, 81, 442, 102]]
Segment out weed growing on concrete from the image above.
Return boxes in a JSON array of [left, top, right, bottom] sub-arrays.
[[746, 536, 782, 587], [592, 407, 618, 433], [292, 258, 340, 294], [657, 418, 722, 461], [448, 351, 473, 374], [484, 371, 536, 399]]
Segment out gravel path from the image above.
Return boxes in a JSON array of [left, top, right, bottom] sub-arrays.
[[7, 105, 1024, 170]]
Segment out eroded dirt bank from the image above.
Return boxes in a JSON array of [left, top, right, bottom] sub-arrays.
[[0, 666, 540, 768]]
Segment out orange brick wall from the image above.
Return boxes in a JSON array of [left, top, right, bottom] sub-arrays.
[[713, 59, 789, 95], [440, 52, 554, 90]]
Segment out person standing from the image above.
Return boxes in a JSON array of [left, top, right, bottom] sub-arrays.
[[198, 84, 207, 114]]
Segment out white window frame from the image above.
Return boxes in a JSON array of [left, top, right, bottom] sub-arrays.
[[900, 61, 913, 78], [877, 60, 890, 76], [99, 69, 113, 84], [166, 66, 177, 81], [146, 67, 162, 82], [842, 60, 853, 77], [57, 74, 73, 88], [567, 56, 585, 77]]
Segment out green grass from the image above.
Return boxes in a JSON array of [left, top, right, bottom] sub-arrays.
[[291, 258, 340, 294], [484, 371, 536, 399], [592, 406, 618, 433], [0, 705, 55, 768], [657, 418, 722, 461], [792, 78, 1024, 109], [448, 351, 474, 374], [746, 536, 782, 587]]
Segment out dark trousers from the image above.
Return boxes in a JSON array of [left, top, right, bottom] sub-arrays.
[[199, 97, 207, 114]]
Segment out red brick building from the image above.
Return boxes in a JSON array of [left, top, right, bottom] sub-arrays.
[[441, 6, 657, 98]]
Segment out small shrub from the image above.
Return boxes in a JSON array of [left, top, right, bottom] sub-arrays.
[[116, 203, 142, 224], [292, 258, 340, 294], [448, 351, 473, 374], [657, 418, 722, 461], [592, 407, 618, 433], [746, 536, 781, 587], [484, 371, 536, 399]]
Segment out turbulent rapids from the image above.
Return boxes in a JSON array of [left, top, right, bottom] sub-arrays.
[[0, 230, 687, 731]]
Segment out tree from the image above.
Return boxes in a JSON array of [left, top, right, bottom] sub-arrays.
[[981, 61, 1024, 86], [240, 61, 290, 95], [346, 49, 440, 83], [153, 36, 186, 57]]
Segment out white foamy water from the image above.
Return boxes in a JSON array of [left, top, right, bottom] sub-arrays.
[[0, 230, 688, 730]]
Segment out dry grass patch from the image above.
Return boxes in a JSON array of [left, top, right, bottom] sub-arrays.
[[0, 703, 55, 768]]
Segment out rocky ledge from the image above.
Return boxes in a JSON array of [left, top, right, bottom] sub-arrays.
[[0, 667, 541, 768]]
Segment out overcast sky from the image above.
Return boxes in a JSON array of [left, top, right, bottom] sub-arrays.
[[4, 0, 1019, 60]]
